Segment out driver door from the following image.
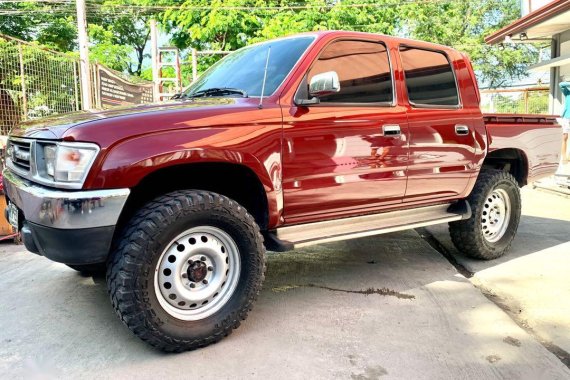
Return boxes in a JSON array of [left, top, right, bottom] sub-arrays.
[[281, 39, 409, 224]]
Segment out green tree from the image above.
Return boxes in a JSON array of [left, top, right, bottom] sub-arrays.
[[88, 24, 134, 73], [87, 0, 152, 75], [0, 1, 77, 51], [0, 0, 151, 75], [158, 0, 539, 88], [1, 0, 542, 87], [404, 0, 539, 88]]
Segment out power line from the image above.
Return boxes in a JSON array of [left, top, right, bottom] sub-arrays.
[[84, 0, 453, 11], [0, 0, 71, 3], [1, 0, 460, 14], [0, 0, 469, 18]]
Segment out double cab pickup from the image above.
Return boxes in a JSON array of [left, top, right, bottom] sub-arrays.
[[3, 31, 561, 351]]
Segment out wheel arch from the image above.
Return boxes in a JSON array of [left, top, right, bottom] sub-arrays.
[[482, 148, 529, 187], [113, 162, 271, 249]]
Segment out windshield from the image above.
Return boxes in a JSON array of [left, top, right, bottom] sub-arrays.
[[183, 37, 314, 98]]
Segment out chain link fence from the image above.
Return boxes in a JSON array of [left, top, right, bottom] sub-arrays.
[[177, 49, 230, 89], [0, 34, 80, 134], [480, 87, 549, 115]]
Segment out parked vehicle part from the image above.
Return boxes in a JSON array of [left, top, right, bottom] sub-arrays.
[[3, 31, 561, 351]]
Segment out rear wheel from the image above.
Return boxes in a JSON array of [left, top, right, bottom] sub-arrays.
[[449, 170, 521, 260], [106, 190, 265, 352]]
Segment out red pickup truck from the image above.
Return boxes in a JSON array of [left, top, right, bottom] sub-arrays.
[[4, 31, 561, 352]]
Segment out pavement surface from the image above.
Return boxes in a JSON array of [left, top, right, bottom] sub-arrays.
[[426, 186, 570, 360], [1, 187, 570, 379]]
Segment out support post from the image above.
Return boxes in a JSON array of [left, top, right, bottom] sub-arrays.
[[73, 61, 80, 111], [76, 0, 92, 110], [549, 34, 560, 115], [150, 20, 160, 102], [191, 48, 198, 83], [17, 43, 27, 121]]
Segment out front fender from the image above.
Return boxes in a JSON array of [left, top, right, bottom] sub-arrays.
[[83, 126, 283, 226]]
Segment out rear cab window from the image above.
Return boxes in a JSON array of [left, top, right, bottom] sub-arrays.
[[307, 40, 394, 105], [399, 46, 460, 108]]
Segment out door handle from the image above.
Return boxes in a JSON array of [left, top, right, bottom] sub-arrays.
[[382, 124, 401, 137], [455, 124, 470, 135]]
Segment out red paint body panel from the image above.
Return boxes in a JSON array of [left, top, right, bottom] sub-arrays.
[[11, 31, 562, 230], [282, 105, 409, 223], [402, 48, 487, 203], [484, 114, 562, 183]]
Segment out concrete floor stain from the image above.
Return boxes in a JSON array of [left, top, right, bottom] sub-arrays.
[[271, 283, 415, 300], [486, 355, 502, 364], [350, 365, 388, 379], [503, 336, 522, 347]]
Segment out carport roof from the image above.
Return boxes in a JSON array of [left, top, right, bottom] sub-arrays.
[[485, 0, 570, 45], [528, 52, 570, 72]]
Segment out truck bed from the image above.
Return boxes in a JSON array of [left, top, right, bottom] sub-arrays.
[[483, 113, 559, 126], [483, 113, 561, 184]]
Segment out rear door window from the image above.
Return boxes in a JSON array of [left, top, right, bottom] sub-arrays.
[[308, 40, 393, 104], [399, 46, 459, 107]]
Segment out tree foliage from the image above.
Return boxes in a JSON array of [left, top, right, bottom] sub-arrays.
[[87, 0, 152, 75], [0, 0, 151, 75], [404, 0, 538, 87], [1, 0, 542, 88], [159, 0, 539, 88], [0, 1, 77, 51]]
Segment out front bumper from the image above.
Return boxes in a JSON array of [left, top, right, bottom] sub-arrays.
[[3, 169, 130, 264]]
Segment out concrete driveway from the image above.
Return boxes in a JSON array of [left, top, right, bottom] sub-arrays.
[[1, 187, 569, 379], [426, 186, 570, 366]]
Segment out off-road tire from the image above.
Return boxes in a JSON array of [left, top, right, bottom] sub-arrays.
[[66, 263, 106, 275], [106, 190, 266, 352], [449, 169, 521, 260]]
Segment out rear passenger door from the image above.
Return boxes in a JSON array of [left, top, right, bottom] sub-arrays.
[[399, 46, 478, 202]]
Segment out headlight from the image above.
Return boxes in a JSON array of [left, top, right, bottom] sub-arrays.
[[43, 145, 56, 177], [38, 142, 99, 184]]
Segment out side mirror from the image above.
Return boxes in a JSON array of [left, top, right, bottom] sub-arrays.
[[309, 71, 340, 97]]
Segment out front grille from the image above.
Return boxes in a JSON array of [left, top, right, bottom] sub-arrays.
[[7, 139, 32, 173]]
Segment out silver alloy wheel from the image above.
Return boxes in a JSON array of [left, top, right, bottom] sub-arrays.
[[154, 226, 241, 321], [481, 188, 511, 243]]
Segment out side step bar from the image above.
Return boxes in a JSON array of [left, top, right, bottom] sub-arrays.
[[265, 200, 471, 252]]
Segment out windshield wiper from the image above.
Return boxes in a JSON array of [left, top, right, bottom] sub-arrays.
[[181, 87, 248, 99]]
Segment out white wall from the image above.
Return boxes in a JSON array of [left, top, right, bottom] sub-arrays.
[[521, 0, 556, 16], [552, 30, 570, 115], [561, 32, 570, 78]]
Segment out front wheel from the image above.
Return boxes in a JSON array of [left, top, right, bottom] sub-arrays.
[[449, 170, 521, 260], [106, 190, 266, 352], [66, 263, 106, 276]]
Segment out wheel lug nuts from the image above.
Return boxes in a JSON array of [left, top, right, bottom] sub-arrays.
[[182, 273, 187, 278], [188, 260, 193, 265], [200, 256, 206, 261], [190, 283, 196, 288], [202, 280, 208, 285], [208, 266, 213, 271]]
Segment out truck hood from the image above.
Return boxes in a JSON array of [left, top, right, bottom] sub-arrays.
[[10, 98, 239, 140]]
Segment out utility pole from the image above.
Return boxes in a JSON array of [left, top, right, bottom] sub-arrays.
[[150, 20, 160, 102], [76, 0, 92, 110]]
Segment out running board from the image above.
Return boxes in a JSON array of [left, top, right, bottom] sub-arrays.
[[265, 200, 471, 252]]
